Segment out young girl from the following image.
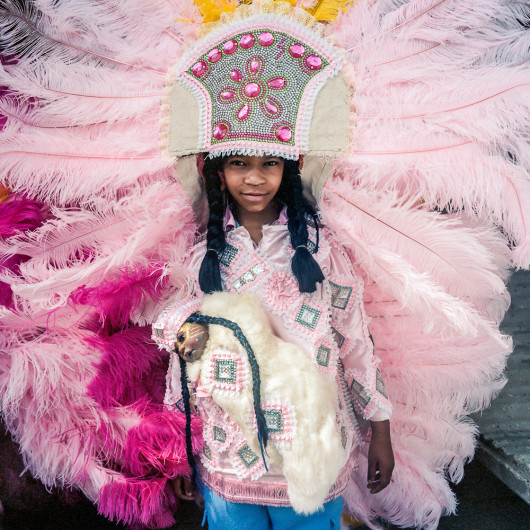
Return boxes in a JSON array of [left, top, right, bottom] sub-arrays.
[[153, 154, 394, 528]]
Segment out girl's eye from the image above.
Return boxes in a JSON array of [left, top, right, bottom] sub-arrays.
[[229, 159, 244, 166]]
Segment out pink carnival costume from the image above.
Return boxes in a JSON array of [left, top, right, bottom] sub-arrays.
[[0, 1, 529, 528], [153, 208, 391, 510]]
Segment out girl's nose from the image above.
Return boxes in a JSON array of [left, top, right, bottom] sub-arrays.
[[244, 169, 266, 184]]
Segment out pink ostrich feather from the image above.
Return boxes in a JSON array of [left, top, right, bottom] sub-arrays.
[[72, 264, 168, 333]]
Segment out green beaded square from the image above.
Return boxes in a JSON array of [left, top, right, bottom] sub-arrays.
[[316, 345, 331, 367], [264, 410, 283, 433], [203, 444, 212, 461], [215, 359, 236, 383], [296, 304, 321, 330], [213, 426, 227, 443], [237, 444, 259, 468]]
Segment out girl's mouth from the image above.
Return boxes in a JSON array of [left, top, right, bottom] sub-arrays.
[[241, 193, 267, 201]]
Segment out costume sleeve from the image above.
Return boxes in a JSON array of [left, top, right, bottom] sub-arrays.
[[152, 244, 206, 406], [326, 243, 392, 421]]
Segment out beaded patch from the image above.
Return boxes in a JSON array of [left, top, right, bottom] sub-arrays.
[[350, 377, 371, 409], [328, 280, 353, 310], [312, 338, 337, 375], [341, 425, 347, 449], [296, 304, 320, 329], [219, 243, 239, 268], [376, 368, 388, 398], [231, 439, 266, 480], [229, 257, 268, 292], [250, 400, 296, 447], [330, 324, 351, 358], [213, 425, 227, 443], [204, 349, 250, 395]]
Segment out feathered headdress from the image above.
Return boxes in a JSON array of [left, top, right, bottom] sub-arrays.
[[0, 0, 529, 528]]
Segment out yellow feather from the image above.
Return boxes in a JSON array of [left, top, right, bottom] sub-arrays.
[[195, 0, 240, 23], [308, 0, 353, 21], [0, 185, 8, 203]]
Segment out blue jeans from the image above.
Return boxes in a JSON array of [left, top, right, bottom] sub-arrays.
[[202, 486, 343, 529]]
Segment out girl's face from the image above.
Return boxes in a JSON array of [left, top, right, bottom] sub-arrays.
[[220, 155, 284, 217]]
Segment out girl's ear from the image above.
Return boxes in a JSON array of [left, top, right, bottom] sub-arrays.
[[218, 170, 226, 191]]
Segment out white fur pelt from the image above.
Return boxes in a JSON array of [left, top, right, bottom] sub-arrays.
[[186, 292, 344, 515]]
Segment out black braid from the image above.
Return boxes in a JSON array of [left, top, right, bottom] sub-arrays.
[[186, 313, 269, 469], [178, 354, 197, 486], [199, 157, 227, 294], [276, 159, 324, 293]]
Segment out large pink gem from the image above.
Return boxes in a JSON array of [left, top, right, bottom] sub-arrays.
[[224, 39, 238, 55], [230, 69, 243, 82], [220, 90, 236, 101], [207, 48, 222, 63], [264, 99, 278, 115], [237, 104, 251, 122], [240, 34, 255, 49], [275, 125, 292, 142], [249, 59, 261, 75], [258, 32, 274, 46], [304, 53, 323, 71], [289, 43, 305, 58], [213, 124, 227, 140], [191, 60, 207, 77], [267, 77, 286, 90], [244, 82, 261, 98]]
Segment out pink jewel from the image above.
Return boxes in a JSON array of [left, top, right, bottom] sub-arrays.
[[224, 39, 238, 55], [249, 59, 261, 75], [240, 34, 255, 49], [213, 124, 228, 140], [304, 53, 323, 71], [258, 32, 274, 46], [244, 82, 261, 98], [289, 43, 305, 58], [267, 77, 286, 90], [192, 60, 208, 77], [208, 48, 222, 63], [230, 69, 243, 82], [275, 126, 292, 142], [220, 90, 236, 101], [237, 104, 251, 122], [264, 99, 278, 115]]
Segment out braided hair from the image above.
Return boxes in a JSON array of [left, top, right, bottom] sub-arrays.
[[198, 156, 324, 293]]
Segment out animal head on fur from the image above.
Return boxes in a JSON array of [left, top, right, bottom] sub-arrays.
[[174, 322, 209, 362]]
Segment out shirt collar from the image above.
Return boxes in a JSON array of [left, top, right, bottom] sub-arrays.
[[223, 205, 288, 231]]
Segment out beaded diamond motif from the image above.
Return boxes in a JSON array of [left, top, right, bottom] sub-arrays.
[[328, 281, 353, 310], [206, 349, 249, 394], [230, 259, 267, 291], [350, 377, 371, 409], [296, 303, 320, 329], [250, 400, 296, 447], [316, 345, 331, 367], [231, 438, 266, 480]]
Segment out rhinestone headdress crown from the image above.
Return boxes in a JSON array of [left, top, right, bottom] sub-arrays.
[[163, 1, 354, 160]]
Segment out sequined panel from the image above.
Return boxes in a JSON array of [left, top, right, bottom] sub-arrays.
[[341, 426, 347, 449], [154, 328, 164, 339], [213, 425, 227, 443], [376, 369, 388, 398], [237, 444, 259, 468], [215, 359, 236, 383], [316, 345, 331, 367], [296, 303, 321, 330], [329, 281, 353, 310], [351, 378, 371, 409], [220, 243, 239, 267], [264, 410, 283, 433], [331, 326, 345, 349], [232, 262, 266, 291]]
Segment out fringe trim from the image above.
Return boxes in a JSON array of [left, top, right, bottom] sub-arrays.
[[197, 452, 358, 507]]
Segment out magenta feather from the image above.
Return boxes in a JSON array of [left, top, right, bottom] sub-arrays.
[[71, 263, 168, 333], [97, 477, 177, 528]]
